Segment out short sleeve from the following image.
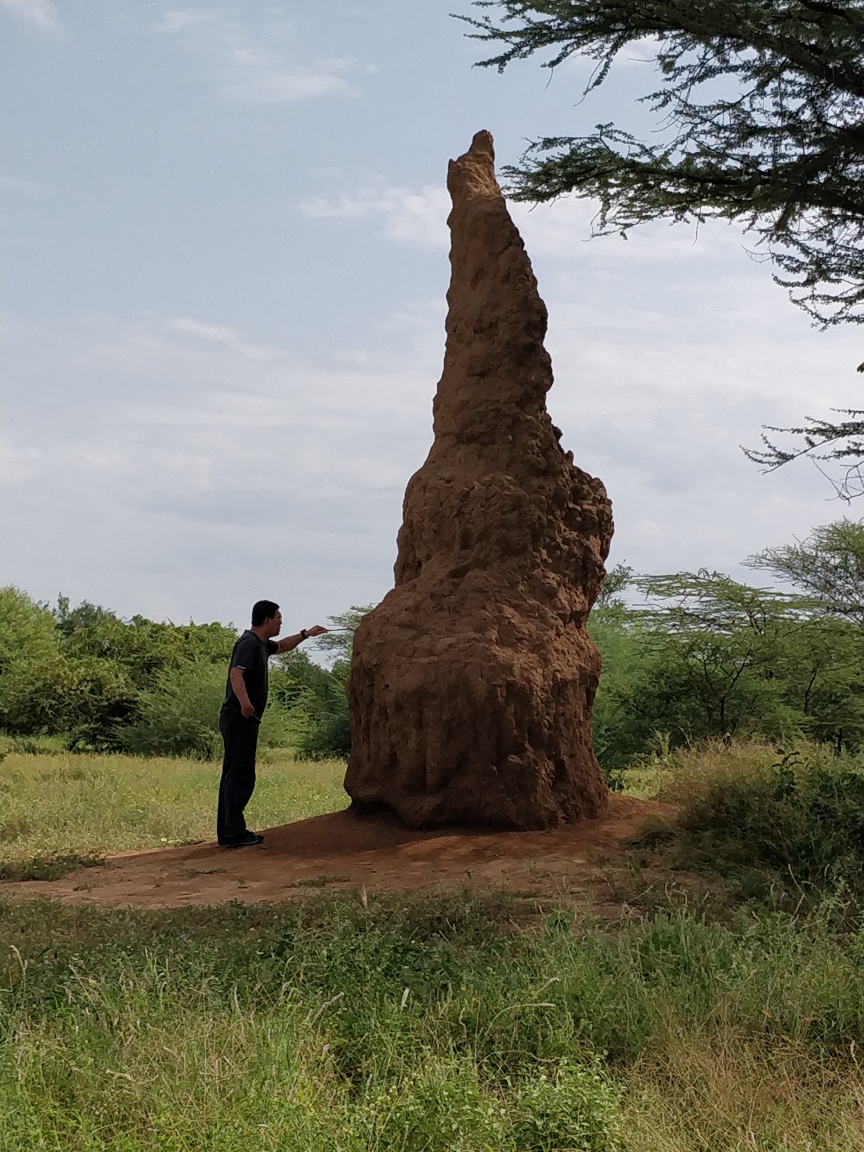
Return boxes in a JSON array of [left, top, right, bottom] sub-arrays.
[[230, 634, 258, 670], [267, 639, 278, 656]]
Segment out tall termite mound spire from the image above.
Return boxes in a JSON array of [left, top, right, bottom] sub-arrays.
[[344, 130, 614, 829]]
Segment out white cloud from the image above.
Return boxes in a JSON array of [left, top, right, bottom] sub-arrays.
[[298, 183, 450, 249], [0, 0, 57, 28], [5, 183, 864, 623], [155, 9, 354, 104], [0, 174, 47, 192], [166, 315, 286, 361], [298, 175, 755, 270], [1, 311, 433, 623], [155, 9, 217, 34], [168, 316, 237, 342], [224, 52, 351, 104]]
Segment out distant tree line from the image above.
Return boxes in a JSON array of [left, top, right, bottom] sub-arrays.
[[592, 519, 864, 773], [0, 594, 365, 760], [4, 519, 864, 768]]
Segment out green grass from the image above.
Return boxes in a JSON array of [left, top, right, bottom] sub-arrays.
[[622, 739, 864, 909], [0, 750, 347, 859], [6, 742, 864, 1147], [2, 890, 864, 1150], [0, 853, 105, 882]]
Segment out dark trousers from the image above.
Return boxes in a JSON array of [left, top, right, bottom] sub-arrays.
[[217, 711, 259, 845]]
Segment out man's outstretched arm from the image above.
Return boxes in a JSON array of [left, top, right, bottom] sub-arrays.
[[276, 625, 327, 654]]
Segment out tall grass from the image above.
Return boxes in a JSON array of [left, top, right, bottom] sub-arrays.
[[7, 741, 864, 1146], [627, 740, 864, 906], [2, 891, 864, 1150], [0, 750, 346, 859]]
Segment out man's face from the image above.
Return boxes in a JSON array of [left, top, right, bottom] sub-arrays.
[[262, 610, 282, 639]]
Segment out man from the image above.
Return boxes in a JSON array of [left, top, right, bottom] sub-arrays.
[[218, 600, 327, 848]]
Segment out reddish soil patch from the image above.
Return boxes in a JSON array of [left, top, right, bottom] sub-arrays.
[[0, 795, 673, 909]]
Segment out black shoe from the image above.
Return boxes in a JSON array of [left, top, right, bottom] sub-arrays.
[[221, 831, 264, 848]]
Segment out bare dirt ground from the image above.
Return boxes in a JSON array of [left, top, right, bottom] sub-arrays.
[[0, 795, 674, 909]]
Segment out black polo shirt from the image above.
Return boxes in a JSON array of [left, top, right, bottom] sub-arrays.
[[221, 630, 279, 720]]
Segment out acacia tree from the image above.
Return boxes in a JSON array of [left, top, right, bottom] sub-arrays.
[[746, 516, 864, 620], [461, 0, 864, 487]]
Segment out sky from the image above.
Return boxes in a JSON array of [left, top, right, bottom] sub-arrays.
[[3, 0, 864, 632]]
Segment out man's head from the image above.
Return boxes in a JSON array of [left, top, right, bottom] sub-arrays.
[[251, 600, 281, 639]]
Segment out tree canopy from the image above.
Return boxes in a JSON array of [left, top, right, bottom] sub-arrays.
[[462, 0, 864, 488], [746, 516, 864, 618], [463, 0, 864, 328]]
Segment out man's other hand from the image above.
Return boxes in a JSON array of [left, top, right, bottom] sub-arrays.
[[241, 700, 256, 719]]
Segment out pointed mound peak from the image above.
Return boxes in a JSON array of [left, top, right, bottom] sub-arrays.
[[447, 129, 499, 202]]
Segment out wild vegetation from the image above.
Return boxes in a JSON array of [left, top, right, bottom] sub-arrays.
[[0, 593, 366, 762], [5, 739, 864, 1148], [464, 0, 864, 493], [4, 521, 864, 1145], [5, 520, 864, 771], [591, 518, 864, 774]]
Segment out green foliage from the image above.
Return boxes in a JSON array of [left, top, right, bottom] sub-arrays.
[[119, 662, 226, 759], [508, 1059, 623, 1152], [5, 655, 138, 747], [55, 595, 236, 687], [463, 0, 864, 329], [11, 523, 864, 771], [272, 606, 374, 760], [3, 889, 864, 1148], [0, 588, 243, 753], [656, 747, 864, 901], [591, 563, 864, 771], [463, 2, 864, 486], [311, 603, 374, 662], [747, 518, 864, 621], [0, 587, 57, 672], [119, 663, 294, 759], [288, 660, 352, 760]]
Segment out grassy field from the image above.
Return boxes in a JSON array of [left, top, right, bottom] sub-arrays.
[[3, 742, 864, 1149], [0, 749, 346, 860], [3, 888, 864, 1150]]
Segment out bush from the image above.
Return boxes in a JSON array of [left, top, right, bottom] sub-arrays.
[[1, 655, 138, 746], [270, 648, 353, 761], [119, 662, 225, 758], [649, 744, 864, 901], [120, 663, 294, 759], [287, 661, 351, 760], [509, 1059, 623, 1152]]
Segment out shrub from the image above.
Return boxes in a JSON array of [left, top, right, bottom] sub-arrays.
[[118, 662, 225, 759], [651, 744, 864, 901], [287, 661, 351, 760], [0, 655, 138, 746], [120, 662, 293, 759], [270, 649, 352, 761], [509, 1059, 623, 1152], [270, 608, 372, 761]]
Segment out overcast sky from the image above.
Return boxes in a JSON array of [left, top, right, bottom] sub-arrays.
[[3, 0, 863, 631]]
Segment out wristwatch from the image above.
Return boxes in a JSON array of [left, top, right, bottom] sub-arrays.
[[300, 629, 308, 640]]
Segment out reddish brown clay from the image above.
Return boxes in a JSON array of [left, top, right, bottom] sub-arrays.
[[345, 130, 614, 830]]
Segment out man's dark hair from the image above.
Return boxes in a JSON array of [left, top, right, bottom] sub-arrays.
[[251, 600, 280, 627]]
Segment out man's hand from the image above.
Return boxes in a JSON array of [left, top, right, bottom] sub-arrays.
[[229, 667, 256, 718], [305, 625, 328, 638]]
